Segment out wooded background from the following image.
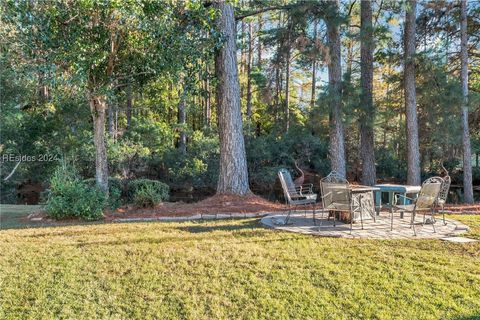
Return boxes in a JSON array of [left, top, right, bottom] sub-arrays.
[[1, 0, 479, 204]]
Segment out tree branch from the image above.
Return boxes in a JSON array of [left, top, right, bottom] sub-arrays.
[[235, 4, 297, 20], [347, 0, 357, 17], [374, 0, 384, 28], [3, 161, 21, 181]]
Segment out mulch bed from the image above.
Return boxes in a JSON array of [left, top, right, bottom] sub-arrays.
[[24, 194, 480, 225], [104, 194, 288, 221], [105, 196, 480, 220], [441, 204, 480, 214]]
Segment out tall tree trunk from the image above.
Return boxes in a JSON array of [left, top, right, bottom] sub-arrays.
[[37, 71, 49, 102], [88, 93, 109, 194], [284, 20, 293, 133], [460, 0, 473, 203], [279, 70, 284, 121], [310, 20, 318, 109], [326, 0, 346, 178], [346, 41, 353, 80], [273, 12, 283, 124], [126, 82, 132, 130], [239, 17, 246, 100], [310, 59, 317, 109], [108, 104, 114, 137], [246, 21, 253, 125], [360, 0, 376, 186], [274, 65, 280, 122], [214, 1, 250, 195], [257, 14, 263, 67], [241, 19, 246, 75], [204, 64, 211, 127], [192, 95, 197, 132], [404, 0, 421, 185], [115, 106, 118, 140], [177, 88, 187, 154], [285, 46, 291, 133]]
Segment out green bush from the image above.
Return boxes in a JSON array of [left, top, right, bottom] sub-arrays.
[[162, 131, 219, 190], [45, 166, 106, 220], [0, 180, 17, 204], [375, 148, 406, 180], [127, 179, 169, 207], [84, 177, 124, 210], [246, 127, 329, 187]]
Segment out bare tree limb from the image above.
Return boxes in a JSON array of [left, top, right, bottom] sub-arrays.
[[347, 0, 357, 17], [374, 0, 384, 28], [235, 4, 297, 20], [3, 161, 21, 181]]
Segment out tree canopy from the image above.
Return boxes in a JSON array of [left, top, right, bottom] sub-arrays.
[[1, 0, 479, 204]]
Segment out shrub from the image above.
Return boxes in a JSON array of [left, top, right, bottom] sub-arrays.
[[0, 180, 17, 204], [127, 179, 169, 207], [84, 177, 124, 210], [375, 148, 406, 180], [162, 131, 219, 190], [246, 127, 329, 188], [45, 165, 106, 220]]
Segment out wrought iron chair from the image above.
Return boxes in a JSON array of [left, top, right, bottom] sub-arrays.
[[320, 171, 363, 233], [277, 169, 317, 225], [435, 175, 451, 225], [393, 177, 443, 236]]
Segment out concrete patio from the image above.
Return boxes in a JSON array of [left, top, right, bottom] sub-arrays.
[[261, 210, 471, 239]]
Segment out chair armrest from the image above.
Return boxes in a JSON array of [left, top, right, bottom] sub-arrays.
[[298, 184, 314, 195], [394, 194, 415, 203], [320, 191, 332, 199]]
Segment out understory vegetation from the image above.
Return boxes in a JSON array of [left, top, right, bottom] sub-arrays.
[[128, 179, 170, 208], [45, 164, 170, 220], [45, 166, 106, 221], [1, 0, 479, 205]]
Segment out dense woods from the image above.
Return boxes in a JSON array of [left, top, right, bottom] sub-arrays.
[[1, 0, 479, 206]]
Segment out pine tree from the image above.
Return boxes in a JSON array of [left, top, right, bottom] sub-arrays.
[[404, 0, 421, 185], [214, 1, 250, 195]]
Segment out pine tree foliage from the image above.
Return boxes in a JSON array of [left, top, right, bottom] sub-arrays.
[[0, 0, 478, 202]]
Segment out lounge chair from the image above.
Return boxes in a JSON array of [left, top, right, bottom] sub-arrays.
[[277, 169, 317, 225]]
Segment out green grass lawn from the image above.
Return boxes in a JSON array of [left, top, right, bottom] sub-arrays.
[[0, 207, 479, 319], [0, 204, 43, 229]]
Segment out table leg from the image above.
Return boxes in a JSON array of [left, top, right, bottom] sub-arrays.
[[401, 192, 407, 205], [369, 191, 376, 222], [388, 192, 394, 213], [374, 191, 381, 215]]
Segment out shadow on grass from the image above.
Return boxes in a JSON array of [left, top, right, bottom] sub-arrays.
[[60, 219, 305, 247], [451, 316, 480, 320], [70, 232, 303, 248], [174, 219, 261, 233], [13, 218, 267, 239], [71, 235, 302, 249]]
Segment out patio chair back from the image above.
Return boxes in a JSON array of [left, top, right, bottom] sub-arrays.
[[437, 175, 451, 206], [320, 171, 351, 211], [278, 169, 298, 204], [415, 177, 443, 209]]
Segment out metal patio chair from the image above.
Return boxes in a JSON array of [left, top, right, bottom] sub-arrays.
[[393, 177, 443, 236], [435, 175, 451, 225], [320, 171, 363, 233], [278, 169, 317, 225]]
